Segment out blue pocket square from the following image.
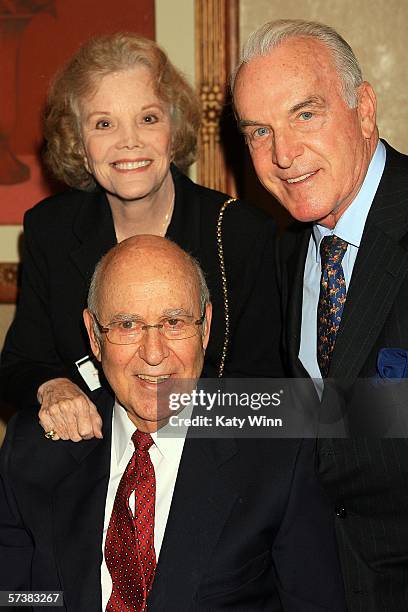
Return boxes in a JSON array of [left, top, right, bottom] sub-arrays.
[[377, 348, 408, 379]]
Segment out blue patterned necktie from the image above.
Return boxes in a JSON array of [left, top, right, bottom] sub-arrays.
[[317, 235, 348, 378]]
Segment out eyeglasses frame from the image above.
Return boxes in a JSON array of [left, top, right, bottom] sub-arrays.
[[91, 311, 206, 345]]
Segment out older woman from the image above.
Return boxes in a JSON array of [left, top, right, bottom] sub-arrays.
[[0, 33, 282, 440]]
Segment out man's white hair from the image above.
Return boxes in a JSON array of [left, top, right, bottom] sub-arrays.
[[231, 19, 363, 108]]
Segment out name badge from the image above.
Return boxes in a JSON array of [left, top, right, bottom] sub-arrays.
[[75, 355, 101, 391]]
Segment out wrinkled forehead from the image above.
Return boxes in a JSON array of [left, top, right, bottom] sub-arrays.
[[234, 37, 345, 120], [79, 65, 158, 104], [236, 36, 340, 91], [74, 63, 166, 120], [97, 252, 201, 318]]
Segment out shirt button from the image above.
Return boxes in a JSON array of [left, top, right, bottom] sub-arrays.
[[335, 505, 347, 519]]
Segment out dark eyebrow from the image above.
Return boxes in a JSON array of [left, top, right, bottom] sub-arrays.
[[238, 96, 325, 131], [289, 96, 325, 114], [238, 119, 262, 131]]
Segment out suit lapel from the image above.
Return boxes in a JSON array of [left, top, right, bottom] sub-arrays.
[[69, 190, 117, 284], [166, 165, 201, 257], [148, 436, 239, 610], [52, 392, 114, 611], [284, 226, 312, 377], [330, 144, 408, 383]]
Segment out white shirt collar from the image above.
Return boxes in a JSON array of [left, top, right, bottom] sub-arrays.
[[112, 399, 188, 465]]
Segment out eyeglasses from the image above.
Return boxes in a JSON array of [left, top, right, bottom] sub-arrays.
[[92, 312, 205, 345]]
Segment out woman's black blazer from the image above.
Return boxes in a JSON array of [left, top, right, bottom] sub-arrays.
[[1, 167, 282, 407]]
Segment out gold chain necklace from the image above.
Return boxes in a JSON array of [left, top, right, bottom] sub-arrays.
[[159, 196, 174, 237]]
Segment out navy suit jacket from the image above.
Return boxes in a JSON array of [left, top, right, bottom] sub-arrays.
[[0, 389, 346, 611]]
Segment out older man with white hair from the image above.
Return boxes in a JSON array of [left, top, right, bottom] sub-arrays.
[[233, 18, 408, 611]]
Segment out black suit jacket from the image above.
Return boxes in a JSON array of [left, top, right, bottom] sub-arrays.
[[0, 167, 282, 409], [279, 142, 408, 611], [0, 389, 346, 611]]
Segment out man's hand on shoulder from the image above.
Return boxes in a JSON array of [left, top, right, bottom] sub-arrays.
[[37, 378, 103, 442]]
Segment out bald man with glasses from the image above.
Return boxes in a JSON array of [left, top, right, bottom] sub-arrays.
[[0, 235, 346, 611]]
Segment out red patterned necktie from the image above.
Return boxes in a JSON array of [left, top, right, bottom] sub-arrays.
[[317, 235, 348, 378], [105, 430, 156, 611]]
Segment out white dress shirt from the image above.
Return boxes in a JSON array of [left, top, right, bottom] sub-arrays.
[[101, 401, 187, 610], [299, 141, 386, 383]]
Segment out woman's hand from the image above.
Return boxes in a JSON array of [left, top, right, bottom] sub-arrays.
[[37, 378, 103, 442]]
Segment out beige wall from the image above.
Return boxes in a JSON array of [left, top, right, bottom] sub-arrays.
[[240, 0, 408, 154], [155, 0, 196, 181]]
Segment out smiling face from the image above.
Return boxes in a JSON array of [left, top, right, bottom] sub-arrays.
[[233, 37, 378, 228], [79, 66, 174, 208], [84, 236, 211, 432]]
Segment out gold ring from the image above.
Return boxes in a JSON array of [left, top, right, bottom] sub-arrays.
[[44, 430, 56, 440]]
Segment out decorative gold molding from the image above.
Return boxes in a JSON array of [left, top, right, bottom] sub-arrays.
[[195, 0, 239, 195], [0, 262, 18, 304]]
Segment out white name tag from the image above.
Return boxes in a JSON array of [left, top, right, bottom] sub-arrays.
[[75, 355, 101, 391]]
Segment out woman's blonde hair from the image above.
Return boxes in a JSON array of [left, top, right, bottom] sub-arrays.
[[43, 32, 201, 189]]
